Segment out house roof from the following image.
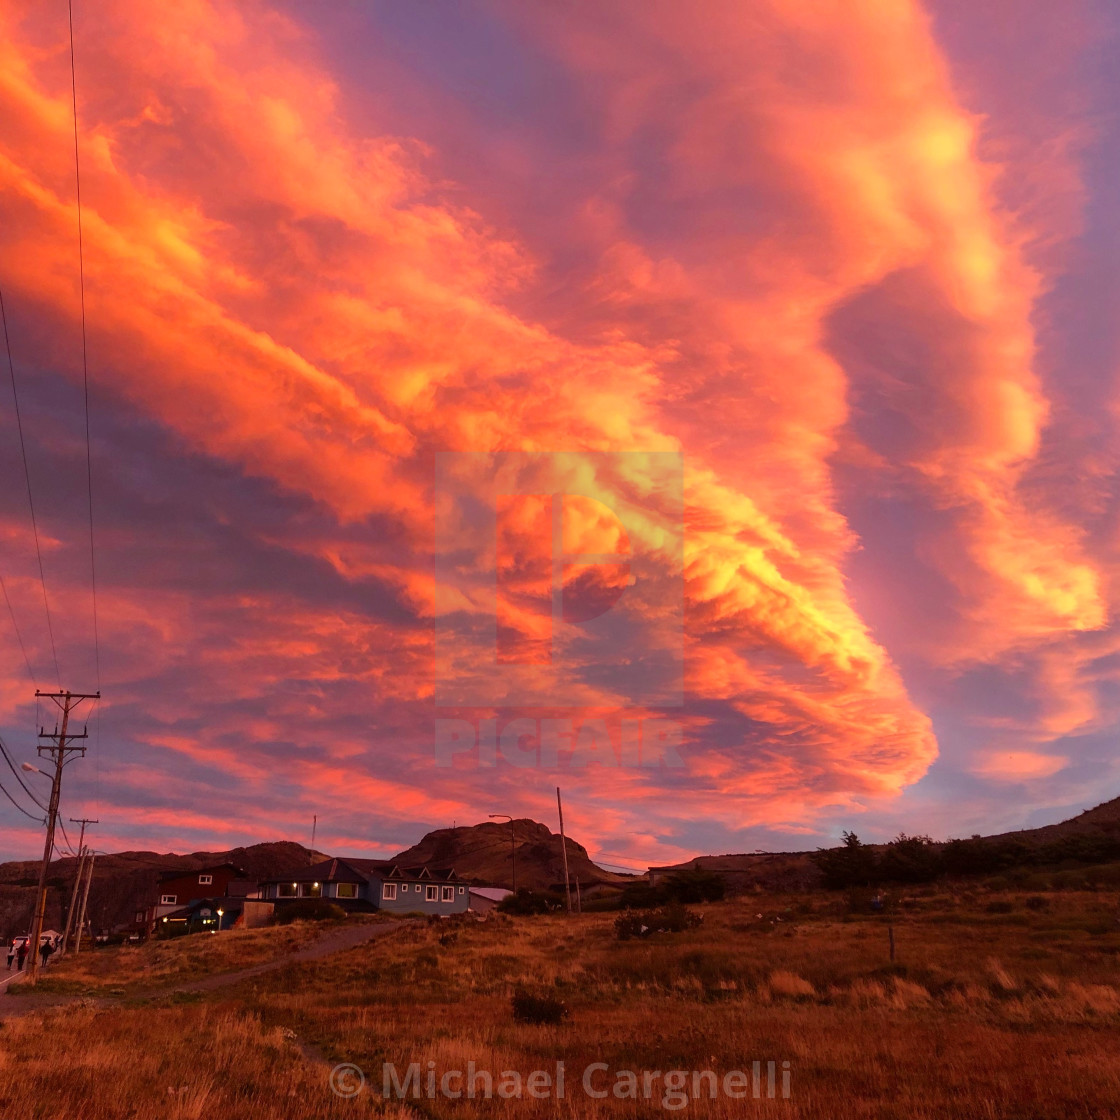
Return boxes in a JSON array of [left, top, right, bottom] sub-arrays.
[[158, 862, 244, 881], [258, 857, 461, 885], [469, 887, 512, 902]]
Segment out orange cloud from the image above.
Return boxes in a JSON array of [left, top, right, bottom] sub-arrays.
[[0, 0, 1110, 859]]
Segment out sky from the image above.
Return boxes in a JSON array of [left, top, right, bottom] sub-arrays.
[[1, 0, 1119, 868]]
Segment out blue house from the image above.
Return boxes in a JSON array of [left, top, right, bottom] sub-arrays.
[[258, 858, 470, 916]]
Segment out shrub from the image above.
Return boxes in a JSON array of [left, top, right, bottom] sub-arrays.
[[615, 902, 702, 941], [662, 870, 726, 903], [1024, 894, 1050, 912], [271, 900, 346, 925], [879, 834, 942, 884], [510, 990, 569, 1025], [498, 888, 565, 915], [812, 832, 877, 889]]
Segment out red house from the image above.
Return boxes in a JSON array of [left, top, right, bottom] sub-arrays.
[[135, 864, 248, 935]]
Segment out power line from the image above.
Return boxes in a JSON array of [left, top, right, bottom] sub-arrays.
[[57, 816, 78, 856], [0, 778, 43, 822], [0, 570, 37, 684], [0, 287, 61, 686], [69, 0, 102, 816], [0, 732, 47, 811]]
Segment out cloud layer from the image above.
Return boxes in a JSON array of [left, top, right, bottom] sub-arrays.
[[0, 0, 1117, 863]]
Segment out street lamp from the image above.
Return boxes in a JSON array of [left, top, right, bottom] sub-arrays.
[[489, 814, 516, 891], [216, 908, 224, 932], [21, 762, 44, 774]]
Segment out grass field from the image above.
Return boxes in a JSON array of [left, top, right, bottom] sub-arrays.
[[3, 889, 1120, 1118], [27, 922, 326, 995]]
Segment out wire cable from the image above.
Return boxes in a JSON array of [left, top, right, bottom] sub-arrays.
[[0, 570, 37, 684], [0, 733, 47, 811], [0, 288, 61, 686], [0, 778, 44, 822], [69, 0, 102, 818]]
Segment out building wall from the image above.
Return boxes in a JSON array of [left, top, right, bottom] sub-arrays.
[[240, 901, 275, 929], [372, 878, 470, 915], [157, 867, 240, 907]]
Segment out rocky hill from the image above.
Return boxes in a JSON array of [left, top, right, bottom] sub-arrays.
[[0, 841, 319, 943], [0, 820, 624, 940], [392, 818, 630, 892]]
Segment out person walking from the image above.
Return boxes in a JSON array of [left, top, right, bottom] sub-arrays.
[[16, 940, 27, 971], [5, 941, 13, 970], [39, 938, 53, 969]]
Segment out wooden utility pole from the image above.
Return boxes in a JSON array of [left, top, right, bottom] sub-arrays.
[[73, 850, 96, 953], [26, 689, 97, 982], [556, 787, 572, 914], [310, 814, 317, 865], [61, 845, 87, 952], [61, 818, 97, 953]]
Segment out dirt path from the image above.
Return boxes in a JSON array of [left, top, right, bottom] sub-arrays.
[[0, 919, 411, 1019]]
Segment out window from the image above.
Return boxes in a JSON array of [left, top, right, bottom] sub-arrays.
[[198, 874, 213, 885], [161, 894, 177, 905], [300, 882, 322, 898], [336, 883, 357, 899], [442, 886, 454, 902], [425, 885, 438, 902], [458, 887, 465, 895], [382, 883, 397, 901], [135, 911, 145, 924], [401, 883, 409, 891], [278, 883, 298, 898]]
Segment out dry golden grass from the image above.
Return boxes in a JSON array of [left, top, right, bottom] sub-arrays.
[[0, 1003, 413, 1119], [29, 922, 323, 994], [4, 889, 1120, 1117]]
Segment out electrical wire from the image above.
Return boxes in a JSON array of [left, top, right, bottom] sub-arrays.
[[0, 778, 44, 822], [0, 570, 36, 684], [69, 0, 102, 820], [0, 733, 47, 811], [0, 287, 61, 686]]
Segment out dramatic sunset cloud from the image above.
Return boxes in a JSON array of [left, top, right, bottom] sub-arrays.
[[1, 0, 1118, 864]]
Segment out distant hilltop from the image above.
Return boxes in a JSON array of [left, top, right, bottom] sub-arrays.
[[391, 818, 631, 892], [0, 819, 625, 939]]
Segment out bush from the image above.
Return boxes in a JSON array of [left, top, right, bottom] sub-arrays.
[[662, 870, 726, 903], [812, 832, 877, 889], [498, 888, 565, 915], [271, 900, 346, 925], [1024, 895, 1050, 911], [615, 902, 702, 941], [511, 990, 569, 1025], [879, 834, 942, 884]]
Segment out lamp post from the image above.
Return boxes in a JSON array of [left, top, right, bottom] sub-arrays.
[[488, 814, 516, 892], [217, 908, 224, 932]]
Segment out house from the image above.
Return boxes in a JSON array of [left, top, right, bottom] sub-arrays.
[[154, 894, 275, 935], [258, 858, 470, 916], [468, 887, 512, 913], [136, 863, 247, 935]]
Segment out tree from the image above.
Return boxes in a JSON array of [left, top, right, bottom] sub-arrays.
[[812, 831, 877, 889], [879, 834, 941, 883]]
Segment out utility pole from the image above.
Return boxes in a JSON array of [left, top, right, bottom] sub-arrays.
[[73, 849, 96, 953], [310, 814, 317, 865], [489, 814, 517, 892], [556, 787, 572, 914], [26, 689, 98, 982], [61, 817, 97, 954]]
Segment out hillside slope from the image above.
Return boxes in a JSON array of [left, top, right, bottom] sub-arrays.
[[392, 819, 629, 891], [0, 841, 319, 942]]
